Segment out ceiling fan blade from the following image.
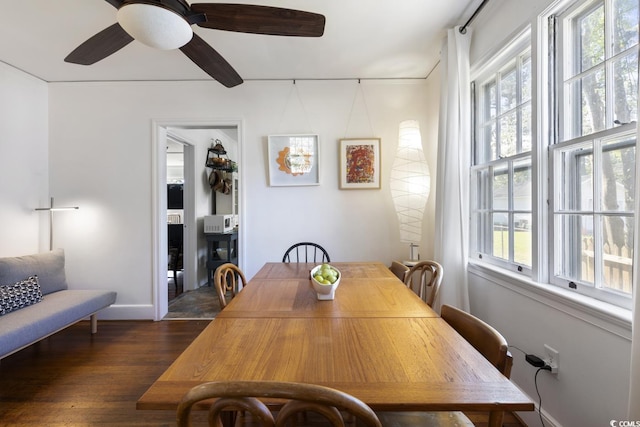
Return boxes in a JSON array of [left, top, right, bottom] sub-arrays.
[[180, 33, 243, 88], [65, 23, 134, 65], [191, 3, 325, 37], [103, 0, 125, 8]]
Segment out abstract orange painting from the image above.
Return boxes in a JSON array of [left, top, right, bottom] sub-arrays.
[[340, 138, 381, 189]]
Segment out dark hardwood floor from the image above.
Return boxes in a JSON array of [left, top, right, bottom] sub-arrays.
[[0, 320, 527, 426], [0, 320, 210, 426]]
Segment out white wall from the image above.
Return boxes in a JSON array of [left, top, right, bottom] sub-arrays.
[[0, 62, 48, 257], [46, 78, 438, 319], [465, 0, 633, 426]]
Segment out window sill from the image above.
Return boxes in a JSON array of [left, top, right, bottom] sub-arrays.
[[467, 260, 632, 340]]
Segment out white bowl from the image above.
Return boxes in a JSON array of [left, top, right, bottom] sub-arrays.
[[216, 248, 228, 259], [310, 265, 341, 300]]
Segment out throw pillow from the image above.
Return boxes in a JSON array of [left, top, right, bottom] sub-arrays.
[[0, 276, 43, 316], [0, 249, 68, 295]]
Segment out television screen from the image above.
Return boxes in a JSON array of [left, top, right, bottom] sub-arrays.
[[167, 184, 183, 209]]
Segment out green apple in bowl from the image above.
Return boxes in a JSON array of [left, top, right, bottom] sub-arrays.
[[316, 264, 339, 284], [310, 264, 341, 300]]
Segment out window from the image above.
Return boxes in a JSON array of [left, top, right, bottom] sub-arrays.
[[471, 35, 533, 272], [551, 0, 637, 306], [471, 0, 637, 309], [559, 0, 638, 138], [551, 130, 635, 303]]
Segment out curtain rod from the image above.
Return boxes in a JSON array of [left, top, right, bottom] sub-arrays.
[[459, 0, 490, 34]]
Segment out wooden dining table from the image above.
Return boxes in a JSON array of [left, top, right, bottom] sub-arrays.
[[137, 262, 534, 426]]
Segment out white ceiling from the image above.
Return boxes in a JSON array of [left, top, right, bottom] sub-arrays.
[[0, 0, 482, 84]]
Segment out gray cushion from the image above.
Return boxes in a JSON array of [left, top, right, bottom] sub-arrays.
[[0, 249, 68, 295], [0, 276, 43, 316]]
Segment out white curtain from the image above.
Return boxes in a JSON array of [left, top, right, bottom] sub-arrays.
[[433, 27, 472, 312], [628, 108, 640, 417], [631, 289, 640, 417]]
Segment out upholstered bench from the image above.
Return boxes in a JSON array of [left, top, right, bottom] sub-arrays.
[[0, 249, 116, 359]]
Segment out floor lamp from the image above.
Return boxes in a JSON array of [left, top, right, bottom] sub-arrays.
[[390, 120, 431, 263], [35, 197, 79, 250]]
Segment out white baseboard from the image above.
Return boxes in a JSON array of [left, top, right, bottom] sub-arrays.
[[518, 409, 562, 427]]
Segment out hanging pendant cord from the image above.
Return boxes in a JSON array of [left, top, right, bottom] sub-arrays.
[[343, 79, 375, 138], [294, 81, 313, 133], [277, 80, 313, 133], [459, 0, 490, 34]]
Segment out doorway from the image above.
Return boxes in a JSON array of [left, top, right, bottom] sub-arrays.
[[166, 137, 185, 302], [152, 120, 243, 320]]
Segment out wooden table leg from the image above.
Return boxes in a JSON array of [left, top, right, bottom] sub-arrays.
[[488, 410, 505, 427]]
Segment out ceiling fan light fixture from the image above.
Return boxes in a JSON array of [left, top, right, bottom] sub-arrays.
[[117, 3, 193, 50]]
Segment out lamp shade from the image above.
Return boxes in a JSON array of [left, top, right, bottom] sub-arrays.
[[117, 3, 193, 50], [390, 120, 431, 243]]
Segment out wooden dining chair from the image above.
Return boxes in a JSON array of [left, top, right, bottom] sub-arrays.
[[389, 261, 410, 282], [404, 260, 443, 308], [282, 242, 331, 263], [441, 304, 513, 378], [176, 380, 383, 427], [213, 263, 247, 309], [372, 304, 513, 427]]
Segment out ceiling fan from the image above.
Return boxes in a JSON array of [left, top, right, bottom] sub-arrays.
[[64, 0, 326, 88]]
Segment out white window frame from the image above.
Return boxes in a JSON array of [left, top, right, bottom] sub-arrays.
[[549, 0, 637, 308], [557, 0, 639, 138], [470, 30, 533, 275], [549, 125, 635, 308]]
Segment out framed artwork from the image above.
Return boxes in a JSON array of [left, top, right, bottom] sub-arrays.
[[267, 134, 320, 186], [339, 138, 381, 189]]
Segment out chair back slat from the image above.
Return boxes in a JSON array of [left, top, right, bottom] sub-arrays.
[[282, 242, 330, 263], [176, 380, 382, 427], [404, 260, 443, 308], [214, 263, 247, 309]]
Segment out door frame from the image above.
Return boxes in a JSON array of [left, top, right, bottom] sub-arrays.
[[152, 119, 244, 320]]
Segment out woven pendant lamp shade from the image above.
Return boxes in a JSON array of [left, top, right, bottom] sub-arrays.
[[390, 120, 431, 245]]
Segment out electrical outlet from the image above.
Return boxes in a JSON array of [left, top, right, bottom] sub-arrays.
[[544, 344, 559, 374]]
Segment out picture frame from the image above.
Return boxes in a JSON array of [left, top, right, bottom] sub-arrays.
[[267, 134, 320, 186], [339, 138, 381, 189]]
